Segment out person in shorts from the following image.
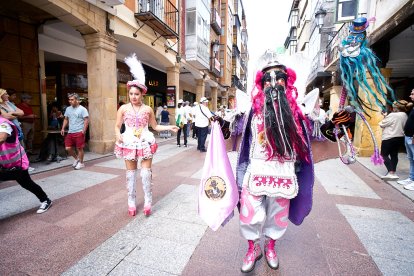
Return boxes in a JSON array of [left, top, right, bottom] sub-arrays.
[[60, 93, 89, 170]]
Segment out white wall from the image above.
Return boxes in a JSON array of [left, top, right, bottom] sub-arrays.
[[369, 0, 408, 29], [38, 22, 86, 62]]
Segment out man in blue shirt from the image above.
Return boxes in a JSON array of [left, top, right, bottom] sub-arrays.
[[61, 93, 89, 170]]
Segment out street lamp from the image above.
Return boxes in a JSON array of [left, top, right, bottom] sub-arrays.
[[212, 40, 220, 54], [314, 7, 337, 36], [315, 8, 327, 29]]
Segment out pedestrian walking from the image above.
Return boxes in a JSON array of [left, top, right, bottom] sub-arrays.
[[191, 102, 198, 139], [60, 93, 89, 170], [155, 103, 163, 124], [175, 99, 188, 147], [17, 93, 36, 154], [114, 53, 179, 217], [194, 97, 213, 152], [236, 50, 314, 273], [159, 105, 171, 138], [184, 101, 192, 137], [379, 100, 410, 180], [397, 89, 414, 190], [0, 113, 52, 214]]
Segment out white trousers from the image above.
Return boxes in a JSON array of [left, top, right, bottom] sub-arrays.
[[239, 187, 290, 241]]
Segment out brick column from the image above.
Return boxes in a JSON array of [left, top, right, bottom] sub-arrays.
[[83, 33, 118, 154], [167, 65, 180, 124], [196, 79, 205, 102], [353, 68, 392, 157], [211, 86, 218, 112]]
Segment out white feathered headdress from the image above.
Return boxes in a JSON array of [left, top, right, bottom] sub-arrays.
[[125, 53, 147, 94]]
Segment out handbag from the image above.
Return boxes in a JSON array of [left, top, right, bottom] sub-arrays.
[[175, 114, 184, 128], [0, 137, 24, 173]]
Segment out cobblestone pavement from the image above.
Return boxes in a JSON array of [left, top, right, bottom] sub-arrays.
[[0, 139, 413, 275]]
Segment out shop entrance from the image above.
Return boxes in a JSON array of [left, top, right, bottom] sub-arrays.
[[143, 95, 155, 109], [183, 90, 196, 103]]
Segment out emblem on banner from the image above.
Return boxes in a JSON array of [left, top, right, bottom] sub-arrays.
[[204, 176, 227, 200]]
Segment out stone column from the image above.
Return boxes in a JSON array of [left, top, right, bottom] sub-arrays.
[[83, 33, 118, 154], [353, 68, 392, 157], [38, 50, 48, 137], [211, 86, 218, 112], [167, 65, 180, 124], [196, 79, 205, 102]]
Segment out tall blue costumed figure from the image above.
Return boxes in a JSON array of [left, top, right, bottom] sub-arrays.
[[321, 17, 396, 165]]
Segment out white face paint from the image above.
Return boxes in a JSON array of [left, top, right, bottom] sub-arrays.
[[340, 32, 366, 58]]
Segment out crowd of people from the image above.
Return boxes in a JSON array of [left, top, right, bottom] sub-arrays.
[[1, 48, 414, 274]]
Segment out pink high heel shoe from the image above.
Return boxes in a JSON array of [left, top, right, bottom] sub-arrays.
[[143, 204, 151, 216], [128, 206, 136, 216]]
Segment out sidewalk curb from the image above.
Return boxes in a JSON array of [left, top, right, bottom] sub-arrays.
[[357, 159, 414, 202]]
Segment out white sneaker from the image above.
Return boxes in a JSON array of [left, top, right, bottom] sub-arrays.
[[404, 183, 414, 191], [72, 159, 79, 168], [381, 173, 399, 180], [397, 178, 414, 185], [74, 162, 85, 170], [28, 167, 35, 172], [37, 199, 52, 214]]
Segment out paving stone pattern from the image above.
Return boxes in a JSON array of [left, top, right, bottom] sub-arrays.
[[0, 139, 413, 275]]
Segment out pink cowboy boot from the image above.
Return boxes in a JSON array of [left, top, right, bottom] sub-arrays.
[[241, 240, 262, 273], [143, 204, 151, 216], [264, 238, 279, 270]]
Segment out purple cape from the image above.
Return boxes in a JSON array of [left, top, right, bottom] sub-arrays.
[[236, 109, 315, 225]]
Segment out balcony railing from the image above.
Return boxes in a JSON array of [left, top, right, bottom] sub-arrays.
[[324, 23, 347, 71], [232, 75, 244, 91], [210, 57, 221, 77], [211, 7, 221, 35], [240, 58, 247, 72], [135, 0, 178, 39], [307, 50, 326, 83], [232, 45, 240, 57]]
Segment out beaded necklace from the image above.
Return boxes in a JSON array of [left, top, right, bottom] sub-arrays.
[[131, 102, 144, 138]]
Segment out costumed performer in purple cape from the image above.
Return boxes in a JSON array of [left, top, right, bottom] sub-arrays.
[[236, 50, 314, 273]]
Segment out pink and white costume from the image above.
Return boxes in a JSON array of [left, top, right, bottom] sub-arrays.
[[114, 105, 156, 216], [239, 114, 296, 241], [114, 106, 158, 161], [236, 50, 314, 273]]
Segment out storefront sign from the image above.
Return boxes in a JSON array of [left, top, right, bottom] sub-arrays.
[[148, 80, 159, 86], [166, 86, 176, 107]]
